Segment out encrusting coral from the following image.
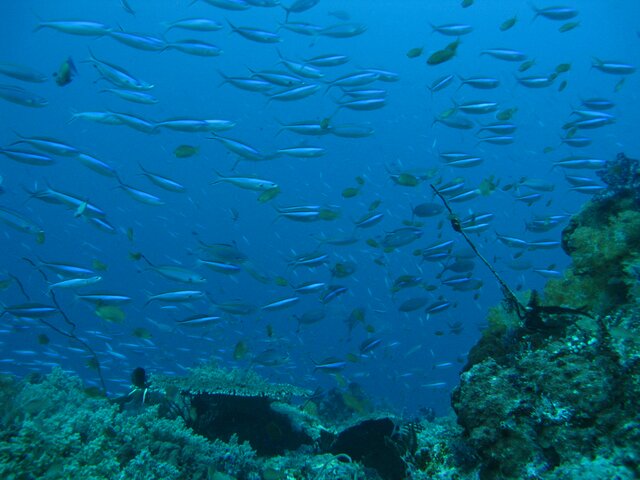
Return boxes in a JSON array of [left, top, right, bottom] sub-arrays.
[[451, 153, 640, 479], [0, 368, 259, 480]]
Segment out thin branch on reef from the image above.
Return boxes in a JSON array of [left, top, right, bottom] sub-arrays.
[[430, 184, 527, 319], [22, 257, 108, 395]]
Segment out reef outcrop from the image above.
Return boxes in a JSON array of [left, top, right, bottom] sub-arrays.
[[452, 152, 640, 479]]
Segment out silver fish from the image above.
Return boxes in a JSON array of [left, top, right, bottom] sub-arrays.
[[0, 85, 48, 107], [35, 20, 111, 36]]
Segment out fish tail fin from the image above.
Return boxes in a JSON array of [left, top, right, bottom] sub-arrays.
[[86, 47, 98, 64], [143, 290, 154, 307], [30, 8, 43, 31], [11, 129, 24, 141], [271, 210, 284, 226], [274, 118, 286, 137], [21, 182, 40, 203], [139, 254, 154, 267], [211, 169, 225, 185], [530, 2, 540, 21], [217, 69, 229, 87]]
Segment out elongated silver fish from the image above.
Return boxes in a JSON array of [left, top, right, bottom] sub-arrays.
[[139, 164, 186, 192], [163, 18, 224, 32], [0, 148, 54, 165], [0, 85, 48, 107], [0, 303, 58, 319], [48, 275, 102, 291], [117, 181, 165, 205], [145, 290, 205, 306], [228, 20, 281, 43], [99, 88, 159, 104], [86, 50, 154, 91], [167, 40, 223, 57], [108, 30, 167, 51], [0, 63, 47, 82], [35, 20, 111, 36]]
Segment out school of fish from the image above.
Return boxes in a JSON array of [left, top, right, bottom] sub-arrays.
[[0, 0, 637, 413]]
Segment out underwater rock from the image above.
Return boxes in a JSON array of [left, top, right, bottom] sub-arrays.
[[452, 311, 640, 478], [451, 155, 640, 478], [595, 152, 640, 203], [552, 152, 640, 315], [329, 417, 414, 480], [151, 363, 314, 456], [188, 393, 313, 456]]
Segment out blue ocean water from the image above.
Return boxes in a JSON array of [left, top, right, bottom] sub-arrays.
[[0, 0, 638, 416]]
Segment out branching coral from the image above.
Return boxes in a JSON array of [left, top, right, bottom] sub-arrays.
[[0, 368, 260, 480]]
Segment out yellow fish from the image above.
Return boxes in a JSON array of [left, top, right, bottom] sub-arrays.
[[95, 305, 125, 323]]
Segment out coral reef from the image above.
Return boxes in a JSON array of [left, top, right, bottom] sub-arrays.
[[151, 363, 310, 400], [0, 362, 477, 479], [0, 368, 259, 480], [453, 308, 640, 479], [151, 363, 316, 456], [548, 152, 640, 315], [595, 152, 640, 203], [451, 153, 640, 479], [1, 364, 437, 479]]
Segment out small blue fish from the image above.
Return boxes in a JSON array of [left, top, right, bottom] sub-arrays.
[[313, 356, 346, 372]]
